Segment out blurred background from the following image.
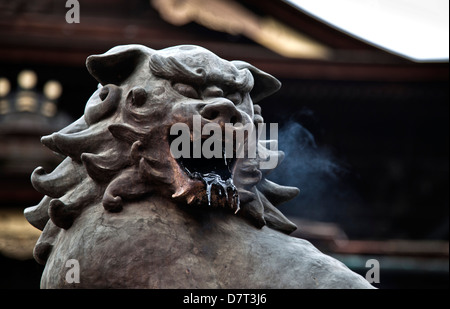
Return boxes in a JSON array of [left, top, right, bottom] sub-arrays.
[[0, 0, 448, 289]]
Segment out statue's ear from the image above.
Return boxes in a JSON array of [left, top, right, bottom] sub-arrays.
[[232, 60, 281, 103], [86, 44, 154, 86]]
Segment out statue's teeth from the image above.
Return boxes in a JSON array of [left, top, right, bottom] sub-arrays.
[[186, 195, 195, 204], [172, 187, 189, 199]]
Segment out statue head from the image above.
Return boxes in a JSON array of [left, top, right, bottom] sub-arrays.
[[25, 44, 299, 264]]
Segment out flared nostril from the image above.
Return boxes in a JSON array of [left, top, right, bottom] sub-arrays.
[[230, 116, 238, 125], [203, 110, 219, 121], [200, 100, 242, 125]]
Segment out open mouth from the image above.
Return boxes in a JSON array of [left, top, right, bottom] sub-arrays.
[[172, 136, 240, 211]]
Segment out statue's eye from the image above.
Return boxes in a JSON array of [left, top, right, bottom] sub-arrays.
[[173, 83, 199, 99], [226, 92, 242, 105]]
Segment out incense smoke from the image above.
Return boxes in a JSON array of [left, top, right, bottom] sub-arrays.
[[269, 120, 362, 225]]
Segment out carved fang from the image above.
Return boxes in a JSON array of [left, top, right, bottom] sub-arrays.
[[186, 195, 195, 204], [172, 187, 189, 199]]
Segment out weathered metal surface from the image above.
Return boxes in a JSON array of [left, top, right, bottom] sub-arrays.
[[25, 44, 373, 288]]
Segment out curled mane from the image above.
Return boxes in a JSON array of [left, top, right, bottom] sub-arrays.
[[24, 44, 299, 265]]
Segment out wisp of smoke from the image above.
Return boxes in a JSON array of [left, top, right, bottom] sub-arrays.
[[269, 120, 359, 223]]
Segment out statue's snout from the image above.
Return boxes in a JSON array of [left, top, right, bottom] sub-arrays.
[[200, 99, 242, 126]]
